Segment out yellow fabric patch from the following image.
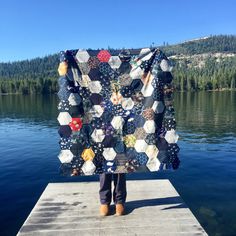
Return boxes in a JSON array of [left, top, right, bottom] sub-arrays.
[[123, 135, 136, 147], [58, 61, 68, 76], [81, 147, 95, 161]]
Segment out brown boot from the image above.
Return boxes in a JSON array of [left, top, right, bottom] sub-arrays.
[[115, 203, 125, 216], [100, 204, 110, 216]]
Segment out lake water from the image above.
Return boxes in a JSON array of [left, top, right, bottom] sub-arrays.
[[0, 91, 236, 236]]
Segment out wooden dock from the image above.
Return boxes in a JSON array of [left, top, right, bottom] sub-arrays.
[[17, 179, 208, 235]]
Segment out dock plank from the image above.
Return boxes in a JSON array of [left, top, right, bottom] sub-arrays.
[[17, 180, 208, 236]]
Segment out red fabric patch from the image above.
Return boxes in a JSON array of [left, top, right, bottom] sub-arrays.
[[97, 50, 111, 62], [69, 118, 83, 131]]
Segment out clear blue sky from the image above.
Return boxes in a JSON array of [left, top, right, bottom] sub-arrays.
[[0, 0, 235, 62]]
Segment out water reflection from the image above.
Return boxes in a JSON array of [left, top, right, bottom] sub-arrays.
[[1, 91, 236, 133], [176, 90, 236, 136], [0, 94, 58, 126], [0, 91, 236, 236]]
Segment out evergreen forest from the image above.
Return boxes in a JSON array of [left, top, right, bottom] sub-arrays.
[[0, 34, 235, 94]]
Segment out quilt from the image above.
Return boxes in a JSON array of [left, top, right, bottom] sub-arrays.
[[56, 47, 180, 176]]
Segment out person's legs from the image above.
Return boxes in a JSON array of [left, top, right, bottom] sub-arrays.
[[99, 172, 127, 216], [112, 173, 127, 204], [99, 173, 112, 205]]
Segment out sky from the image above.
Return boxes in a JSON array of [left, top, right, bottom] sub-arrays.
[[0, 0, 235, 62]]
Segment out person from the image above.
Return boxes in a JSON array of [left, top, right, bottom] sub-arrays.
[[99, 173, 127, 216]]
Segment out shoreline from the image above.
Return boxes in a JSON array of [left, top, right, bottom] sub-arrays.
[[1, 88, 236, 95]]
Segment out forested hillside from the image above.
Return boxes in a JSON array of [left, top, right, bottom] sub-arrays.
[[0, 34, 236, 94], [163, 35, 236, 91], [160, 34, 236, 56], [0, 54, 58, 94]]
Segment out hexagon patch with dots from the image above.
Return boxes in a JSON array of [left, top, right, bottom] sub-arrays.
[[57, 47, 180, 176]]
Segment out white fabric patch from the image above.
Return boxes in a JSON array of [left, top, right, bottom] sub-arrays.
[[134, 140, 148, 152], [143, 120, 156, 133], [111, 116, 124, 130], [58, 150, 74, 163], [164, 129, 179, 143], [91, 128, 105, 142], [103, 148, 117, 161], [76, 50, 90, 63], [81, 160, 96, 175], [57, 112, 72, 125]]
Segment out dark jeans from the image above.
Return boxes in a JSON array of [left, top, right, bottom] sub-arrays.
[[99, 173, 127, 205]]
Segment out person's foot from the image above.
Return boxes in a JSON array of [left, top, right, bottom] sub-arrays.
[[100, 204, 110, 216], [115, 203, 125, 216]]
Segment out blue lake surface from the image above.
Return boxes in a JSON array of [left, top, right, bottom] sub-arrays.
[[0, 91, 236, 236]]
